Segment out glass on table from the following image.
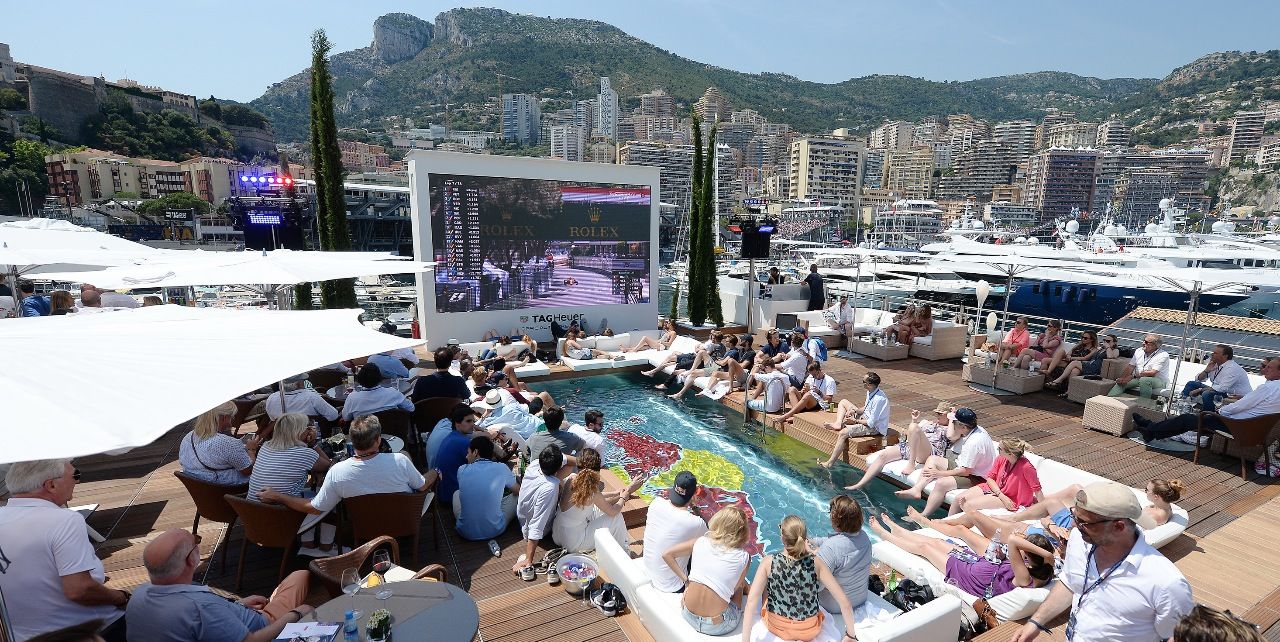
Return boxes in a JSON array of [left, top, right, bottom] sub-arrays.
[[372, 549, 394, 600], [340, 567, 363, 620]]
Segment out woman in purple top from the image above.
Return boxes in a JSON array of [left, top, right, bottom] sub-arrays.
[[867, 513, 1055, 598]]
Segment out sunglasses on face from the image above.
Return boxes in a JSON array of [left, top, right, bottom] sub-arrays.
[[1070, 507, 1117, 528], [73, 467, 82, 482]]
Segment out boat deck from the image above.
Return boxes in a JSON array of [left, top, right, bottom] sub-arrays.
[[20, 354, 1280, 641]]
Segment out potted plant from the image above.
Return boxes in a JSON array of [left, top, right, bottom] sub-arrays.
[[366, 608, 392, 642]]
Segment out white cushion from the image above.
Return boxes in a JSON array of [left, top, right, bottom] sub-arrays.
[[593, 528, 648, 606], [911, 335, 933, 346], [595, 338, 624, 352], [513, 361, 551, 378], [578, 337, 598, 349]]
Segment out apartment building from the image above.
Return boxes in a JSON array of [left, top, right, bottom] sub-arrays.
[[984, 201, 1039, 228], [936, 141, 1022, 202], [501, 93, 541, 145], [1091, 148, 1212, 216], [45, 149, 257, 206], [695, 86, 730, 124], [1112, 169, 1178, 220], [946, 115, 991, 155], [597, 78, 619, 140], [637, 89, 676, 119], [549, 125, 585, 162], [1044, 122, 1099, 149], [1023, 148, 1099, 222], [1096, 119, 1131, 148], [619, 140, 734, 214], [869, 121, 914, 151], [787, 137, 866, 208], [1229, 110, 1266, 162], [882, 145, 935, 200], [993, 120, 1037, 160], [337, 140, 391, 173]]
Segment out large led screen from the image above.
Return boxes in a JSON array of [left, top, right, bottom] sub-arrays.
[[428, 174, 651, 313]]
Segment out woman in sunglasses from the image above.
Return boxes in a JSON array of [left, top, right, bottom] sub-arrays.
[[1044, 331, 1107, 391]]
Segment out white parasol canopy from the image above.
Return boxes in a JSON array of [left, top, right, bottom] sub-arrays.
[[33, 249, 434, 290], [0, 305, 423, 464], [0, 218, 159, 277]]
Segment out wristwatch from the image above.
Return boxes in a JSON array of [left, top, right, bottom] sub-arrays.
[[117, 589, 131, 609], [287, 608, 305, 622]]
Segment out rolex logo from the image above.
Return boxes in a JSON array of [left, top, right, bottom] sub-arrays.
[[588, 205, 602, 223], [501, 210, 513, 222]]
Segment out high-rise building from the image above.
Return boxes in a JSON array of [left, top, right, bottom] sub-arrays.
[[993, 120, 1037, 160], [936, 141, 1022, 202], [501, 93, 541, 145], [1036, 109, 1076, 149], [1257, 140, 1280, 172], [574, 99, 597, 137], [596, 77, 619, 140], [637, 89, 675, 119], [539, 108, 574, 150], [869, 121, 914, 151], [1091, 148, 1212, 217], [717, 122, 756, 161], [1096, 119, 1131, 148], [787, 137, 866, 208], [1023, 148, 1099, 222], [694, 86, 730, 124], [946, 115, 991, 155], [635, 115, 677, 142], [1229, 110, 1265, 162], [881, 146, 935, 200], [1044, 122, 1099, 149], [619, 140, 734, 214], [1112, 169, 1177, 220], [549, 125, 585, 162], [731, 109, 765, 126], [913, 118, 945, 145], [862, 149, 885, 190]]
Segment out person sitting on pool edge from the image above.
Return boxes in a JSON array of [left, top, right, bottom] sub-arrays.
[[840, 400, 950, 487], [644, 471, 709, 593], [818, 372, 889, 469], [894, 406, 998, 517], [771, 361, 836, 429], [644, 331, 725, 381], [743, 360, 789, 419]]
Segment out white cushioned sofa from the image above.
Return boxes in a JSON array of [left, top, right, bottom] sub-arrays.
[[457, 340, 552, 378], [594, 529, 963, 642]]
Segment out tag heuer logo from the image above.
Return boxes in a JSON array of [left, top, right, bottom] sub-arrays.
[[520, 316, 529, 323]]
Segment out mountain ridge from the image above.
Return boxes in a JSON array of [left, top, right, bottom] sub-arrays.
[[249, 8, 1270, 145]]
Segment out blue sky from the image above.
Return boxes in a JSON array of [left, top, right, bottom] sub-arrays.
[[5, 1, 1279, 102]]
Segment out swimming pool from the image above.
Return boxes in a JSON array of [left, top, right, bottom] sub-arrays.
[[539, 373, 914, 554]]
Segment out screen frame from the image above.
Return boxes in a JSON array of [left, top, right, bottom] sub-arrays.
[[408, 151, 660, 347]]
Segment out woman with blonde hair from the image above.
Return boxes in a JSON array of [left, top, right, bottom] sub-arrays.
[[949, 439, 1042, 515], [1139, 478, 1184, 529], [627, 318, 677, 353], [741, 516, 859, 642], [661, 505, 753, 636], [178, 401, 259, 485], [551, 448, 644, 553], [908, 304, 934, 343], [248, 413, 331, 501]]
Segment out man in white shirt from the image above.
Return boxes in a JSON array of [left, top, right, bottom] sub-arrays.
[[896, 407, 997, 516], [773, 362, 836, 428], [259, 416, 437, 515], [745, 362, 789, 417], [1134, 356, 1280, 442], [819, 371, 889, 468], [1011, 482, 1192, 642], [642, 471, 709, 592], [1108, 334, 1172, 399], [777, 334, 811, 388], [567, 409, 606, 452], [0, 459, 129, 641], [264, 373, 340, 422], [513, 445, 562, 577], [826, 295, 854, 338], [1182, 344, 1252, 412]]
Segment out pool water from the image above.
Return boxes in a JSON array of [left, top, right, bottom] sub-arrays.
[[539, 373, 915, 554]]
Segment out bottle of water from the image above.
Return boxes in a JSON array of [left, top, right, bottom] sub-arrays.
[[984, 530, 1002, 563], [344, 610, 359, 642]]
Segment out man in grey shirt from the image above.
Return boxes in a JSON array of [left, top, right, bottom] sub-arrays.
[[812, 495, 873, 613], [523, 405, 583, 478]]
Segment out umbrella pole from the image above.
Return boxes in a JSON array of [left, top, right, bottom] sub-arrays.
[[836, 258, 864, 360], [1165, 282, 1200, 412], [1001, 266, 1014, 333], [970, 263, 1017, 397]]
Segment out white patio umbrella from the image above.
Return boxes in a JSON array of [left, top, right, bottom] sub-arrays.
[[0, 305, 424, 464], [0, 219, 160, 310], [34, 250, 434, 308]]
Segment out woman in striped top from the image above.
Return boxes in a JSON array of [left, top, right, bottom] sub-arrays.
[[248, 413, 331, 501]]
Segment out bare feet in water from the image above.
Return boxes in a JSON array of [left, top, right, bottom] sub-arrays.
[[904, 506, 931, 528], [895, 488, 922, 500]]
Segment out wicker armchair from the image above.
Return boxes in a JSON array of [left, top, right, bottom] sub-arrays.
[[413, 564, 449, 582], [309, 535, 400, 598], [1193, 411, 1280, 479], [173, 471, 248, 574], [225, 494, 307, 592], [345, 490, 434, 566]]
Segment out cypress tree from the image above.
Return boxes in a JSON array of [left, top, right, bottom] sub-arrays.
[[703, 125, 723, 326], [309, 30, 358, 309], [686, 115, 707, 326]]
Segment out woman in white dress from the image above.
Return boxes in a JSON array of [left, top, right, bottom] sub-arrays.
[[552, 448, 645, 553]]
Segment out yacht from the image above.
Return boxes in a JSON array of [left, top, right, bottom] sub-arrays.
[[866, 200, 944, 250]]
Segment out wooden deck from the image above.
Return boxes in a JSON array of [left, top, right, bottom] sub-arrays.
[[13, 352, 1280, 641]]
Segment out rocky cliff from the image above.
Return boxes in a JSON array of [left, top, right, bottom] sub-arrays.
[[372, 13, 433, 64]]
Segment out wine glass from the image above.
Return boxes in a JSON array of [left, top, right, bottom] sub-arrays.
[[372, 549, 394, 600], [340, 568, 362, 620], [578, 565, 597, 605]]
